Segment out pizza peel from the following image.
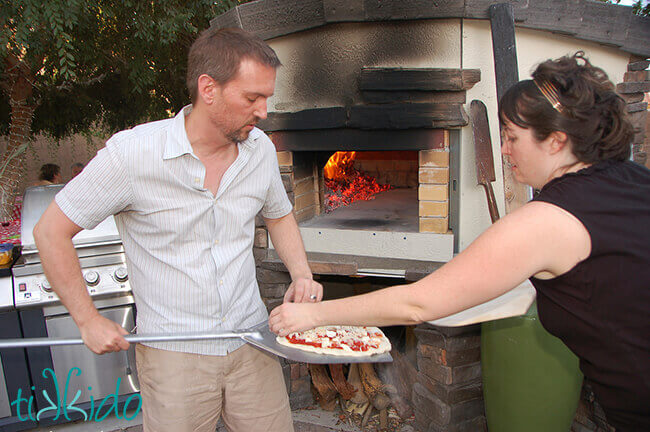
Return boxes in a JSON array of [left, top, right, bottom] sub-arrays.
[[470, 100, 500, 223], [0, 320, 393, 364]]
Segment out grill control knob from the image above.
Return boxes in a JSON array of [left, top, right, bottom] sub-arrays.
[[113, 267, 128, 283], [84, 271, 100, 287], [41, 280, 53, 293]]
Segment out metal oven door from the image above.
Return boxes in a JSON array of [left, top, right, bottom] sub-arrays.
[[44, 296, 139, 405]]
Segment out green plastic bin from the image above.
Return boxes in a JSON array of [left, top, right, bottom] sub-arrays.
[[481, 302, 583, 431]]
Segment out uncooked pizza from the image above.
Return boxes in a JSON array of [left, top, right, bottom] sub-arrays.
[[276, 325, 391, 356]]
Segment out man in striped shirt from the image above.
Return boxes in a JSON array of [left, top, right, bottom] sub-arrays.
[[34, 28, 322, 432]]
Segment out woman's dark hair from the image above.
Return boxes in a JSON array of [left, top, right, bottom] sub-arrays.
[[498, 52, 633, 163], [186, 27, 282, 102], [38, 164, 60, 182]]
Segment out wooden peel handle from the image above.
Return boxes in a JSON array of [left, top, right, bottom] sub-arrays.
[[482, 182, 500, 224]]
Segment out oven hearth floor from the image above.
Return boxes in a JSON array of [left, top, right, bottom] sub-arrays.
[[300, 188, 419, 232], [287, 187, 453, 263]]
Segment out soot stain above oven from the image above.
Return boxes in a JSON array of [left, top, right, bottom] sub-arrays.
[[276, 22, 441, 110]]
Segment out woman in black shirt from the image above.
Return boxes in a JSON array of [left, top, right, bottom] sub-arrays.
[[269, 52, 650, 431]]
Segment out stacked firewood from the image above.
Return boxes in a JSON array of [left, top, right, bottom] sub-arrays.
[[308, 351, 417, 431]]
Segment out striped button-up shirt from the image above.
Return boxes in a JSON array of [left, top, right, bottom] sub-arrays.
[[56, 105, 292, 355]]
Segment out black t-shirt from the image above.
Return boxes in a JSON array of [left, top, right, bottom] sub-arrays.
[[530, 159, 650, 431]]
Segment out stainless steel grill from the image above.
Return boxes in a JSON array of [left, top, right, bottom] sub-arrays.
[[12, 184, 131, 308], [8, 184, 139, 426]]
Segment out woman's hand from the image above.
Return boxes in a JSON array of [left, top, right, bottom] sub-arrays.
[[269, 302, 320, 336]]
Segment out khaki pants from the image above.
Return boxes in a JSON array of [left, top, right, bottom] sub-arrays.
[[135, 343, 294, 432]]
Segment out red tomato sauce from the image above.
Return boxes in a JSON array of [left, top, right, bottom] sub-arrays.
[[287, 335, 379, 352]]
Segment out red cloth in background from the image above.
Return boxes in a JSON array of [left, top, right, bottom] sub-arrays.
[[12, 196, 22, 222], [0, 196, 22, 245], [0, 220, 20, 245]]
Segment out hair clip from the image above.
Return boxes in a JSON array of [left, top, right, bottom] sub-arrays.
[[533, 79, 564, 113]]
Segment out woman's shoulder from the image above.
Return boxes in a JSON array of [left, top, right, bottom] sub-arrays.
[[609, 159, 650, 183], [537, 159, 650, 201], [534, 159, 650, 256]]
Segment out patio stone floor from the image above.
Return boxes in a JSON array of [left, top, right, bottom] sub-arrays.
[[28, 407, 416, 432]]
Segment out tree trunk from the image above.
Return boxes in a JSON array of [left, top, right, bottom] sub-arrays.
[[0, 57, 35, 222]]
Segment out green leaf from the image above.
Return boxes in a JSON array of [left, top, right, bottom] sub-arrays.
[[1, 0, 255, 141]]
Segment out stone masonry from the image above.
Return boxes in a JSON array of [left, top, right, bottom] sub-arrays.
[[617, 58, 649, 167], [413, 324, 486, 432]]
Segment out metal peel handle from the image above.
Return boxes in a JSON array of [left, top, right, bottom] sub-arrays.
[[0, 330, 259, 349]]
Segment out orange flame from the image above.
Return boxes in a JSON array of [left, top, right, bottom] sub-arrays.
[[323, 151, 391, 212], [324, 151, 356, 180]]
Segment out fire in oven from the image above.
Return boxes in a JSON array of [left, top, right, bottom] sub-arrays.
[[268, 140, 459, 272], [10, 184, 139, 426]]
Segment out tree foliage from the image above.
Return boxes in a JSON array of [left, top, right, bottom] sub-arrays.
[[1, 0, 644, 141], [595, 0, 650, 16], [0, 0, 244, 139], [631, 0, 650, 16]]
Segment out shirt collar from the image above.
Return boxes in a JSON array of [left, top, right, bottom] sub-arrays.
[[242, 127, 262, 151], [163, 105, 194, 160], [164, 104, 261, 160]]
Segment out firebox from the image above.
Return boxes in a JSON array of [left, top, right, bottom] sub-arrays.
[[263, 128, 466, 282], [269, 145, 459, 266]]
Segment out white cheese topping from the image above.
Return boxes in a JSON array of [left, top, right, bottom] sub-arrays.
[[278, 325, 391, 356]]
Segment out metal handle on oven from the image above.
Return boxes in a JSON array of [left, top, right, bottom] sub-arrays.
[[0, 330, 259, 349]]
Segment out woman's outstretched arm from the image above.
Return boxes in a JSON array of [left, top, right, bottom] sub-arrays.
[[268, 201, 590, 335]]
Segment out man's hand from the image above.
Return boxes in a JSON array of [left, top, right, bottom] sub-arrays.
[[264, 213, 323, 304], [284, 277, 323, 303], [79, 314, 130, 354], [269, 302, 318, 336]]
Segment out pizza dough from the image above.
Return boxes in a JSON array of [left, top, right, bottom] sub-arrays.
[[276, 325, 391, 356]]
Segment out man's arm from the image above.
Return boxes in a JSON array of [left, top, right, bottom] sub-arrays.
[[264, 212, 323, 303], [33, 202, 129, 354]]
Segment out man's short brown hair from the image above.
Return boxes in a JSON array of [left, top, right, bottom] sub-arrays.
[[186, 28, 281, 102]]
